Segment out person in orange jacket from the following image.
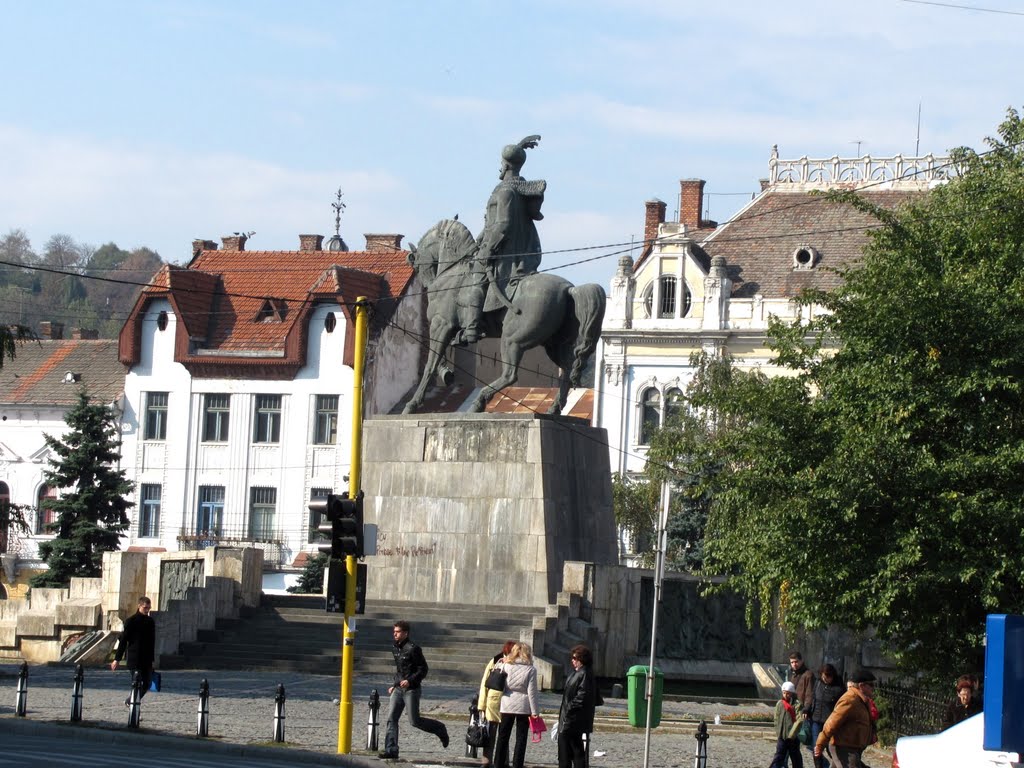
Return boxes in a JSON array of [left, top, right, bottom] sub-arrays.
[[814, 669, 877, 767]]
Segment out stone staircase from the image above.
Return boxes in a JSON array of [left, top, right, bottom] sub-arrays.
[[163, 594, 545, 684]]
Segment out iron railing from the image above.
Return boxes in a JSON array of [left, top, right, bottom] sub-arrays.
[[176, 526, 288, 567], [875, 682, 947, 741]]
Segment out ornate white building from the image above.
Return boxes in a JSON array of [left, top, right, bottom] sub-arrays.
[[594, 148, 952, 482]]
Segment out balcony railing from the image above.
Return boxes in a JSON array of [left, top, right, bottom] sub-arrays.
[[177, 525, 289, 568]]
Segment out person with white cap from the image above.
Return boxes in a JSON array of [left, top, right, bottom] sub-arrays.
[[771, 680, 805, 768]]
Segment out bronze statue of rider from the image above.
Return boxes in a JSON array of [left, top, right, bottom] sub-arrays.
[[457, 135, 546, 345]]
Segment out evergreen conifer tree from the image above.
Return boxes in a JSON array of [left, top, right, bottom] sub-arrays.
[[30, 392, 134, 588]]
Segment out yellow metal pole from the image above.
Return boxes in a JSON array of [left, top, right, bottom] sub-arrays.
[[339, 297, 369, 754]]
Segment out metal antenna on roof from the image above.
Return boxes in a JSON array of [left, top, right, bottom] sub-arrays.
[[332, 188, 346, 237], [850, 140, 866, 157]]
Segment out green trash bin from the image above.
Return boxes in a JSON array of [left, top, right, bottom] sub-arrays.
[[626, 665, 663, 728]]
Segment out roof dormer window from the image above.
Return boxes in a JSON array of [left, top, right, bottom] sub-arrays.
[[793, 246, 819, 270], [256, 299, 287, 323]]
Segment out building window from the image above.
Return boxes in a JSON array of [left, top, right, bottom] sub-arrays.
[[144, 392, 169, 440], [314, 395, 339, 445], [639, 388, 661, 445], [664, 387, 685, 428], [253, 395, 282, 444], [309, 487, 330, 543], [197, 486, 225, 535], [202, 393, 230, 442], [0, 481, 9, 553], [249, 487, 277, 541], [642, 276, 692, 319], [139, 484, 161, 538], [34, 485, 58, 535]]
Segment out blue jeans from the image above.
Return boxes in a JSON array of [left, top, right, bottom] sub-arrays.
[[384, 686, 446, 755]]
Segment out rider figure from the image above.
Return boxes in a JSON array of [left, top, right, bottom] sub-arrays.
[[457, 135, 547, 345]]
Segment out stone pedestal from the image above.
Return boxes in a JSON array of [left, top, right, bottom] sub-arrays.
[[363, 413, 617, 608]]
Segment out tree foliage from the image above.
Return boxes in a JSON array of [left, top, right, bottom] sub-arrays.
[[682, 109, 1024, 682], [287, 552, 329, 594], [30, 393, 134, 588]]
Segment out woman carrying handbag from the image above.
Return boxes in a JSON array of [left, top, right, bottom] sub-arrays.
[[477, 641, 516, 765], [493, 642, 540, 768]]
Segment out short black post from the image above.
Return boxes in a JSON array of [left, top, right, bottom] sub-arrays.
[[70, 664, 84, 722], [197, 678, 210, 737], [15, 661, 28, 717], [465, 699, 479, 759], [366, 688, 380, 751], [127, 671, 142, 728], [273, 683, 286, 743], [693, 719, 709, 768], [581, 731, 592, 768]]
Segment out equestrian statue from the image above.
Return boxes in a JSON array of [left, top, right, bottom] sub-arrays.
[[402, 135, 606, 415]]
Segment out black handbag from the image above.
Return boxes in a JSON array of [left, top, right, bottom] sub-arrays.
[[484, 663, 508, 691], [466, 721, 488, 748]]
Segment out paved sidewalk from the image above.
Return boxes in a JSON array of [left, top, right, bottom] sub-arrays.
[[0, 664, 893, 767]]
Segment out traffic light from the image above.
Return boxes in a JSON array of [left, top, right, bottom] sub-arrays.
[[310, 490, 364, 558]]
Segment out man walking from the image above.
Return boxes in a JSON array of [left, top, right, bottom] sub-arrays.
[[379, 620, 449, 760], [814, 669, 877, 767], [110, 596, 156, 704]]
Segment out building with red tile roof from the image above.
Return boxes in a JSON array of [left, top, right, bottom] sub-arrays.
[[116, 232, 425, 576], [0, 328, 124, 590], [596, 148, 952, 489]]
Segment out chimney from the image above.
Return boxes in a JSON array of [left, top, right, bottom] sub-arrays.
[[192, 239, 218, 259], [364, 234, 404, 253], [759, 178, 770, 192], [71, 328, 99, 340], [221, 234, 246, 251], [644, 199, 666, 252], [679, 179, 706, 229], [299, 234, 324, 252], [39, 321, 64, 340]]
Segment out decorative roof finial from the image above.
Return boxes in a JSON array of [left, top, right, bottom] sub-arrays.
[[332, 188, 346, 237]]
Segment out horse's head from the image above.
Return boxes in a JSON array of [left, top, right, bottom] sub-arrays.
[[408, 218, 477, 286]]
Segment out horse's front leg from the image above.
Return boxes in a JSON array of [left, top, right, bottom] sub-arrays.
[[403, 318, 456, 414], [470, 337, 525, 412]]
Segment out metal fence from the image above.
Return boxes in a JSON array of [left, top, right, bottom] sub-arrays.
[[875, 681, 946, 741], [176, 527, 287, 567]]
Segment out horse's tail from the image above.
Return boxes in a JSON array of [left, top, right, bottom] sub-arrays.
[[567, 283, 606, 386]]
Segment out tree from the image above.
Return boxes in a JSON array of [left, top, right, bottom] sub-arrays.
[[287, 552, 329, 594], [29, 393, 134, 588], [686, 109, 1024, 682]]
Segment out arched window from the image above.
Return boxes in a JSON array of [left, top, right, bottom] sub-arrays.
[[35, 485, 57, 535], [665, 388, 685, 427], [639, 388, 661, 445], [642, 276, 692, 319], [0, 481, 9, 554]]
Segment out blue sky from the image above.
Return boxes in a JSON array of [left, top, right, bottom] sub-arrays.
[[2, 0, 1021, 287]]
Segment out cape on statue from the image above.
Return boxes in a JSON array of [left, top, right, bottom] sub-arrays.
[[401, 218, 606, 415]]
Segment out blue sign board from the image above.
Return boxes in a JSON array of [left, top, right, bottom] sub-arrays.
[[983, 614, 1024, 752]]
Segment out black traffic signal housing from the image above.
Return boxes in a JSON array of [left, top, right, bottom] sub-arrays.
[[311, 490, 364, 558]]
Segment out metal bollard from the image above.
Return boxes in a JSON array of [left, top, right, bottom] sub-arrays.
[[273, 683, 286, 743], [127, 671, 142, 728], [15, 661, 28, 717], [197, 678, 210, 737], [70, 664, 84, 722], [465, 699, 479, 759], [693, 720, 709, 768], [582, 732, 591, 768], [367, 688, 380, 751]]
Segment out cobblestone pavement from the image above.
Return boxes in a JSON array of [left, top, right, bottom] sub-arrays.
[[0, 664, 893, 767]]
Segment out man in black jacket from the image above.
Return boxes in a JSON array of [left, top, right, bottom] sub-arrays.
[[379, 620, 449, 760], [110, 596, 155, 703]]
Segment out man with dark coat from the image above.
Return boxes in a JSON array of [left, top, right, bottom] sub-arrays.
[[379, 620, 449, 760], [789, 651, 815, 716], [110, 596, 155, 702]]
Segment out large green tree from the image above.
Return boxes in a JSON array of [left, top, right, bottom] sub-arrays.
[[686, 109, 1024, 682], [30, 393, 134, 588]]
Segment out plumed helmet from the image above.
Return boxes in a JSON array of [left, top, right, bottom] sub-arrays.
[[501, 135, 541, 172]]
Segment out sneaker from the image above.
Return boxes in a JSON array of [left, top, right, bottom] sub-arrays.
[[377, 751, 399, 759], [439, 724, 450, 749]]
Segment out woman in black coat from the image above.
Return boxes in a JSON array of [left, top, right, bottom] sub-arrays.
[[557, 644, 601, 768], [808, 663, 844, 768]]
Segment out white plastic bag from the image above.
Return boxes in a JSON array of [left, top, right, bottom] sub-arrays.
[[550, 722, 559, 741]]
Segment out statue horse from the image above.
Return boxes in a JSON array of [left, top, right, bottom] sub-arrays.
[[402, 218, 606, 415]]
